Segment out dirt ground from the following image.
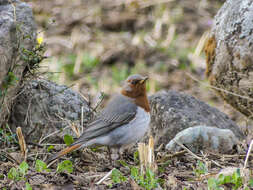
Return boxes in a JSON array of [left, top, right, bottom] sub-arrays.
[[1, 0, 253, 189]]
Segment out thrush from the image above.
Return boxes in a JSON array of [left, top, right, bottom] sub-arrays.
[[47, 74, 150, 163]]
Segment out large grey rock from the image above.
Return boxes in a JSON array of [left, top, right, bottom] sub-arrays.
[[10, 79, 93, 142], [166, 126, 239, 153], [149, 90, 244, 147], [204, 0, 253, 117], [0, 0, 36, 124]]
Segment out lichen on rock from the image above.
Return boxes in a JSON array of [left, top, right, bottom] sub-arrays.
[[204, 0, 253, 118]]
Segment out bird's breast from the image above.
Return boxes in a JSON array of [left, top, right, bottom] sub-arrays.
[[128, 106, 150, 128]]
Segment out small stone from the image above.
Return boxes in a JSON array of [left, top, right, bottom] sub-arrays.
[[166, 125, 239, 153]]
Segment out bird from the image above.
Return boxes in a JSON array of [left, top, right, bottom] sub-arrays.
[[47, 74, 151, 163]]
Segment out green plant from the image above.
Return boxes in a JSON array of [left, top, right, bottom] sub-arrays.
[[158, 160, 171, 173], [56, 160, 73, 173], [8, 167, 20, 181], [47, 145, 54, 152], [8, 161, 29, 181], [133, 150, 139, 164], [85, 75, 99, 89], [25, 182, 32, 190], [62, 54, 76, 78], [82, 53, 100, 71], [19, 161, 29, 177], [130, 167, 160, 190], [35, 159, 50, 172], [20, 43, 46, 77], [208, 169, 246, 190], [0, 125, 18, 145], [111, 169, 127, 184], [194, 161, 208, 177], [111, 65, 129, 84], [63, 134, 74, 146], [207, 178, 223, 190], [249, 179, 253, 187], [1, 71, 18, 90], [61, 53, 99, 79], [117, 158, 162, 190]]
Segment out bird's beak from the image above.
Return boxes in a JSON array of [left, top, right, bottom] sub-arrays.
[[140, 76, 148, 84]]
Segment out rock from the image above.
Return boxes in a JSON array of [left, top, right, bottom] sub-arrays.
[[166, 126, 238, 153], [0, 0, 37, 124], [204, 0, 253, 118], [10, 79, 93, 142], [149, 90, 244, 147]]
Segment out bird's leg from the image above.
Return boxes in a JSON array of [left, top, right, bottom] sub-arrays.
[[118, 147, 124, 160], [107, 147, 121, 167], [107, 146, 112, 165], [110, 148, 120, 161]]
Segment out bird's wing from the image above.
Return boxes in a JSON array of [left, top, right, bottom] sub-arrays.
[[72, 94, 137, 145]]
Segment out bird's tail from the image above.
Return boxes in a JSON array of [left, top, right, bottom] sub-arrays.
[[47, 143, 82, 164]]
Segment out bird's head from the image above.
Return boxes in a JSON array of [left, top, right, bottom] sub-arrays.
[[121, 74, 148, 98]]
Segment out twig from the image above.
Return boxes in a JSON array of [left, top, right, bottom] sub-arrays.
[[8, 0, 16, 21], [0, 150, 19, 164], [5, 124, 15, 141], [96, 168, 115, 185], [93, 92, 105, 112], [173, 140, 224, 168], [16, 127, 27, 161], [173, 139, 203, 161], [47, 159, 58, 168], [148, 136, 154, 169], [109, 0, 174, 9], [138, 143, 145, 174], [39, 125, 70, 144], [243, 139, 253, 169], [138, 136, 156, 174], [194, 31, 210, 56], [26, 142, 44, 148], [27, 153, 51, 158], [24, 98, 32, 125], [139, 0, 175, 9], [40, 143, 64, 146], [210, 159, 223, 168], [81, 106, 84, 134], [70, 123, 80, 138], [157, 150, 187, 163], [73, 51, 82, 75], [186, 73, 253, 101]]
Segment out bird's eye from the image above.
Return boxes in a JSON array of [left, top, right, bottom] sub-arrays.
[[131, 80, 138, 85]]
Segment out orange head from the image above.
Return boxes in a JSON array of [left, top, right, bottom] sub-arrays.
[[121, 74, 150, 112]]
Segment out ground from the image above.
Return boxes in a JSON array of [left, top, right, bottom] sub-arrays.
[[0, 0, 252, 189]]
